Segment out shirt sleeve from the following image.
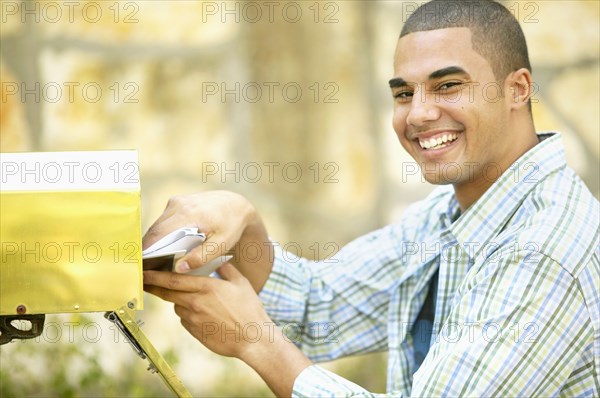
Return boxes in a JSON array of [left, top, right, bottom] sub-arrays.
[[292, 365, 386, 397], [258, 224, 407, 362]]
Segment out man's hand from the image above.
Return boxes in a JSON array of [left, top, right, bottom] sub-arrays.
[[143, 264, 271, 358], [142, 191, 273, 292], [143, 264, 313, 396]]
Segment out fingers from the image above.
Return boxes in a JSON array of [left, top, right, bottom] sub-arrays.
[[176, 235, 235, 273], [144, 272, 214, 310], [144, 284, 179, 304], [144, 266, 248, 310], [143, 270, 206, 292]]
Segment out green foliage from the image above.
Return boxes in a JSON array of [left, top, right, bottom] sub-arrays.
[[0, 313, 170, 397]]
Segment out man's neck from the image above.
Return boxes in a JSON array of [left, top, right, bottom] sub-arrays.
[[454, 129, 539, 212]]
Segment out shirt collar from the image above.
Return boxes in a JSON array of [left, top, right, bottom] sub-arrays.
[[447, 132, 566, 258]]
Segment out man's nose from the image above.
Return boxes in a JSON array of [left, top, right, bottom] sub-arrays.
[[406, 89, 441, 127]]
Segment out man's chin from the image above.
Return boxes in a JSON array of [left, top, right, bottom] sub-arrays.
[[422, 175, 456, 185]]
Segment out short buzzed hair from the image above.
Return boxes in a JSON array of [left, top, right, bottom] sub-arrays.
[[401, 0, 532, 82]]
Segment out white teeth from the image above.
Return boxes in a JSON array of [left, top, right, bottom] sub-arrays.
[[418, 133, 459, 150]]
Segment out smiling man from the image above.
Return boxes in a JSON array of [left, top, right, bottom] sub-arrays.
[[143, 1, 600, 396], [390, 23, 539, 210]]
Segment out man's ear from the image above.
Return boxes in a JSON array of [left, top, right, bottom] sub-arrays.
[[507, 68, 533, 110]]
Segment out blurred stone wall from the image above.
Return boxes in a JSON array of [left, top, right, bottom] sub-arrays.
[[1, 1, 598, 396]]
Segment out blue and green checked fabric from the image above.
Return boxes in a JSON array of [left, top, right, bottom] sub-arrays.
[[259, 132, 600, 397]]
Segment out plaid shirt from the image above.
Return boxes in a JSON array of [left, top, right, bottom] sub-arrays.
[[259, 133, 600, 397]]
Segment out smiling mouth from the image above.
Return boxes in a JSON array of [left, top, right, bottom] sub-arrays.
[[418, 132, 459, 150]]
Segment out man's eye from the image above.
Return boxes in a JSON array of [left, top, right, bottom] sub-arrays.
[[394, 91, 413, 101], [438, 81, 462, 91]]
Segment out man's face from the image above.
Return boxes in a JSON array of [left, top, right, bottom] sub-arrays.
[[391, 27, 513, 188]]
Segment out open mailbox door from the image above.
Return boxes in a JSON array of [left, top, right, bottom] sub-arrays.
[[0, 151, 191, 397]]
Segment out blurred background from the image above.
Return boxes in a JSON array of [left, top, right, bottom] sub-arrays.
[[1, 0, 598, 396]]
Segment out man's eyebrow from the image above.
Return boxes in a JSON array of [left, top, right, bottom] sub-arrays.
[[388, 77, 408, 88], [389, 66, 468, 88], [428, 66, 469, 80]]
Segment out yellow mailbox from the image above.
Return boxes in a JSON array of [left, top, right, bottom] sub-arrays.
[[0, 150, 190, 397]]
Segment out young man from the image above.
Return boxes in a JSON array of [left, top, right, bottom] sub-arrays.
[[143, 1, 600, 396]]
